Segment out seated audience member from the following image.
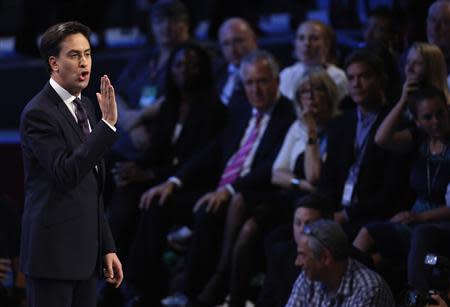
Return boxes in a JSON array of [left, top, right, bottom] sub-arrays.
[[112, 0, 191, 161], [363, 6, 401, 54], [320, 49, 410, 240], [0, 194, 25, 306], [427, 0, 450, 88], [279, 20, 348, 104], [354, 87, 450, 275], [126, 50, 295, 306], [101, 43, 226, 307], [286, 220, 395, 307], [403, 42, 450, 100], [214, 17, 258, 115], [272, 67, 338, 195], [257, 194, 334, 307]]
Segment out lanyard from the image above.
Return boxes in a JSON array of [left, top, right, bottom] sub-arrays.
[[427, 157, 442, 198]]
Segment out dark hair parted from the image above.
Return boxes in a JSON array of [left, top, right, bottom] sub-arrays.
[[344, 48, 387, 87], [408, 86, 448, 119], [164, 42, 215, 107], [293, 193, 334, 220], [39, 21, 91, 74]]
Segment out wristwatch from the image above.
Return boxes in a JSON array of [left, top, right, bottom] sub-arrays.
[[290, 177, 301, 188]]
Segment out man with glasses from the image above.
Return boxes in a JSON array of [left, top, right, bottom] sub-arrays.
[[286, 220, 394, 307]]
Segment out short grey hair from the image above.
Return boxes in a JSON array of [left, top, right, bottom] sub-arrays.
[[239, 49, 280, 79], [304, 219, 349, 261]]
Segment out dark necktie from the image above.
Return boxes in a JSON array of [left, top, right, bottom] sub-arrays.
[[72, 97, 90, 137]]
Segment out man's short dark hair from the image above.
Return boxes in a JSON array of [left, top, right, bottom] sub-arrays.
[[293, 193, 334, 220], [39, 21, 91, 74], [150, 0, 190, 24], [344, 48, 387, 85]]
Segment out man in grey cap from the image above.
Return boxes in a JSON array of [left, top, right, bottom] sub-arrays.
[[286, 220, 395, 307]]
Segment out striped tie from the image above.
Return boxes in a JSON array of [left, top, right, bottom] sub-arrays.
[[73, 97, 90, 137], [218, 112, 263, 188]]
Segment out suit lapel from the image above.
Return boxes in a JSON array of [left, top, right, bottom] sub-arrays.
[[45, 83, 86, 142]]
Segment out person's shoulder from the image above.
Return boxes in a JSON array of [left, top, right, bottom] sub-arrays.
[[276, 96, 296, 119], [326, 63, 346, 76], [280, 62, 304, 77], [22, 83, 54, 114], [329, 109, 355, 130], [351, 259, 387, 288]]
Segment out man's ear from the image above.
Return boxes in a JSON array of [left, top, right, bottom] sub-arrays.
[[49, 56, 58, 73], [322, 248, 334, 266]]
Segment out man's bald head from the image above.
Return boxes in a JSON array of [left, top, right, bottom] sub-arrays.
[[218, 17, 258, 66], [427, 0, 450, 55]]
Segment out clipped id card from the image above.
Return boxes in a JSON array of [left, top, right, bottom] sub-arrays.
[[139, 85, 157, 108], [341, 182, 354, 207]]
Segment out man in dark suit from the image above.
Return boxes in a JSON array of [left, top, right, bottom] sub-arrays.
[[128, 50, 295, 306], [320, 49, 410, 240], [19, 21, 123, 307], [214, 17, 258, 115]]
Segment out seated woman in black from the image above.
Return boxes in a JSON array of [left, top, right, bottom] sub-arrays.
[[104, 42, 227, 306], [353, 86, 450, 269]]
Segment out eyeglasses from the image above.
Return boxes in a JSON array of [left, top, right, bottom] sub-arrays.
[[302, 224, 327, 248]]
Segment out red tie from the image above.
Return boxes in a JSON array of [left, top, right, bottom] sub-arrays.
[[218, 112, 263, 188]]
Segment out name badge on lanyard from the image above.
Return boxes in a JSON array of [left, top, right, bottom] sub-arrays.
[[342, 181, 355, 206]]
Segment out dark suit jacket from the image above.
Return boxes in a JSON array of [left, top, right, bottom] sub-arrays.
[[175, 95, 296, 192], [19, 82, 118, 280], [320, 107, 410, 221], [213, 58, 251, 117], [142, 97, 227, 182]]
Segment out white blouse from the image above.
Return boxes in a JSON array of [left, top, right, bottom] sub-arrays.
[[272, 120, 308, 173]]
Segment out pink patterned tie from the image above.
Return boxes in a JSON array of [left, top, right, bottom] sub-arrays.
[[218, 112, 263, 188]]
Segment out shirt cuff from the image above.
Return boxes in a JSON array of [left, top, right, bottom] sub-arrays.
[[225, 184, 236, 195], [168, 176, 182, 188], [102, 119, 117, 132]]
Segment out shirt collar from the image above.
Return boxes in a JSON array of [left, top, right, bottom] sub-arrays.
[[49, 78, 81, 104], [251, 92, 280, 117], [227, 63, 239, 74], [357, 107, 378, 126]]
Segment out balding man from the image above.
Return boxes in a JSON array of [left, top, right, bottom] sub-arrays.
[[427, 0, 450, 88], [215, 17, 258, 114]]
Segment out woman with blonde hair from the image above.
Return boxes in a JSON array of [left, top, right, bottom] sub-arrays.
[[404, 42, 449, 100], [280, 20, 348, 103]]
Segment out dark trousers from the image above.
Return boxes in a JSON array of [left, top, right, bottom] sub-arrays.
[[26, 272, 96, 307], [182, 207, 226, 298], [257, 224, 299, 307], [127, 189, 204, 305]]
